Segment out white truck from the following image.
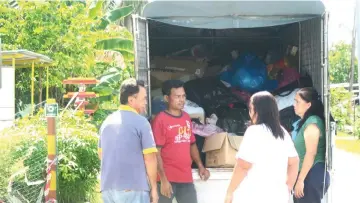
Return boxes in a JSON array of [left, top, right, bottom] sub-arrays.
[[131, 1, 335, 202]]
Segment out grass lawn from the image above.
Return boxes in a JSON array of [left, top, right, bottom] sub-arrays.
[[336, 138, 360, 154], [337, 131, 351, 137]]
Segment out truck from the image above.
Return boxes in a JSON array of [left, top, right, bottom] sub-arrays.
[[130, 1, 335, 202]]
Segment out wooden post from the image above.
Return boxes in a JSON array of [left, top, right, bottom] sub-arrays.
[[31, 61, 35, 115], [45, 98, 58, 202], [46, 66, 49, 100]]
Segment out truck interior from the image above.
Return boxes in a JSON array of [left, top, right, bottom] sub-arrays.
[[135, 0, 332, 170]]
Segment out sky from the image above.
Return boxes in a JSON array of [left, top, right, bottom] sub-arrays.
[[131, 0, 357, 50], [326, 0, 357, 46]]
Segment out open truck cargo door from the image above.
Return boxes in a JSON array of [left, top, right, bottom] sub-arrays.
[[321, 11, 333, 173], [132, 15, 151, 117], [322, 10, 334, 203], [139, 1, 331, 202]]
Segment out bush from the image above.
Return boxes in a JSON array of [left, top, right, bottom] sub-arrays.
[[330, 87, 353, 131], [0, 110, 100, 203], [90, 100, 119, 129], [354, 106, 360, 139]]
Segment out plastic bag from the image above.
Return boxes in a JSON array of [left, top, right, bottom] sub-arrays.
[[231, 53, 268, 93], [192, 114, 224, 137]]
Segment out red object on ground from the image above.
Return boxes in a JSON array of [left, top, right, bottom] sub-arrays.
[[63, 92, 97, 98], [62, 78, 99, 85], [63, 77, 99, 115], [84, 109, 96, 114], [75, 100, 89, 105]]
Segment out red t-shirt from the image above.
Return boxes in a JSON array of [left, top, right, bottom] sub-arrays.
[[151, 111, 196, 183]]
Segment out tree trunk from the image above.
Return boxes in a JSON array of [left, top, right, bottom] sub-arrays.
[[38, 68, 43, 104]]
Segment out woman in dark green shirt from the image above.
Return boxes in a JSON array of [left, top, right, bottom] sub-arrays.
[[293, 87, 330, 203]]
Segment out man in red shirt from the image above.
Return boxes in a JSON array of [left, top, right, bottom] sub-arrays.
[[151, 80, 210, 203]]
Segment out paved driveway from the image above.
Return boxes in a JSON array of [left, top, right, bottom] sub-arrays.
[[330, 148, 360, 203]]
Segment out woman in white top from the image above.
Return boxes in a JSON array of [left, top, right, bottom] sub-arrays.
[[225, 91, 299, 203]]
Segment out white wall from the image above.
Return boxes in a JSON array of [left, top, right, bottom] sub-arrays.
[[0, 66, 15, 130]]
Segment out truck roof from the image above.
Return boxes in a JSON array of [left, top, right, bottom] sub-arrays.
[[143, 0, 326, 29]]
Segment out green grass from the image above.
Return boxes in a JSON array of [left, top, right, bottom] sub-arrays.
[[336, 139, 360, 154], [94, 181, 102, 203], [337, 131, 350, 137]]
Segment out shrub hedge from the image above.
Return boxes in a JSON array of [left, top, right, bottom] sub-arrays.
[[0, 110, 100, 203]]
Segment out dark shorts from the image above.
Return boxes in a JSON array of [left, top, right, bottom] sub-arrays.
[[294, 162, 330, 203], [158, 182, 197, 203]]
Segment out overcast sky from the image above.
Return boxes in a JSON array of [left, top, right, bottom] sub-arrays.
[[326, 0, 356, 46]]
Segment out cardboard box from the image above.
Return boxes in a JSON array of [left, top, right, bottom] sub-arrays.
[[150, 56, 207, 89], [202, 133, 243, 168]]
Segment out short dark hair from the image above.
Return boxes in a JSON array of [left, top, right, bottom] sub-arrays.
[[119, 78, 145, 105], [162, 80, 184, 96], [251, 91, 285, 139]]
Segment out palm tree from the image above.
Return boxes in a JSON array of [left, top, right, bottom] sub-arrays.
[[88, 0, 148, 96]]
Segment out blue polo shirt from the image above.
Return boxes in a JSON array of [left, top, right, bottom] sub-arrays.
[[98, 105, 157, 192]]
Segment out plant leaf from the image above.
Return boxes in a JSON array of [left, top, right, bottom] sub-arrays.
[[107, 6, 134, 22], [96, 6, 134, 30], [88, 0, 103, 19], [95, 38, 133, 51], [113, 49, 134, 62]]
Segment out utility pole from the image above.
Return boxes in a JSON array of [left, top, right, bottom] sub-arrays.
[[349, 2, 357, 93]]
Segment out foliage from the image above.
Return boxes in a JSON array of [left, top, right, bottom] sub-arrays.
[[90, 0, 147, 17], [1, 1, 103, 104], [93, 66, 134, 97], [0, 111, 100, 203], [354, 106, 360, 139], [88, 0, 136, 98], [0, 0, 132, 107], [329, 41, 358, 84], [92, 109, 117, 129], [95, 6, 134, 30], [330, 87, 353, 131]]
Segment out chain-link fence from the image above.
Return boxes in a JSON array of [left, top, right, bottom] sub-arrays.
[[0, 103, 48, 203], [6, 146, 47, 203]]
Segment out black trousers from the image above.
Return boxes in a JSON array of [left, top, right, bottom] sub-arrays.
[[157, 182, 197, 203], [294, 162, 330, 203]]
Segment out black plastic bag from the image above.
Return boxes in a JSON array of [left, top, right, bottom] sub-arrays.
[[216, 102, 250, 135]]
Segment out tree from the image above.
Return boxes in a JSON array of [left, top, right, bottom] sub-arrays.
[[0, 1, 108, 105], [329, 41, 358, 84], [0, 0, 135, 108]]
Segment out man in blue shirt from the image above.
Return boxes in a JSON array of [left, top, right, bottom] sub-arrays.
[[98, 78, 158, 203]]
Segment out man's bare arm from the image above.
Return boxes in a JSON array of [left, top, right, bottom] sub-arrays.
[[190, 144, 205, 169], [156, 148, 167, 182], [144, 152, 158, 191]]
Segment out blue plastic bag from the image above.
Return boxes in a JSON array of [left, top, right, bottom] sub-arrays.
[[231, 53, 268, 92], [220, 53, 278, 92]]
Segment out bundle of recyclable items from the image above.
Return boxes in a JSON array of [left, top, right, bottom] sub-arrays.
[[215, 48, 307, 133], [192, 114, 224, 137], [184, 76, 251, 136], [149, 44, 320, 168], [220, 52, 279, 93]]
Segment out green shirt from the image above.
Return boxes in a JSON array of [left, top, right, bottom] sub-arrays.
[[294, 115, 326, 170]]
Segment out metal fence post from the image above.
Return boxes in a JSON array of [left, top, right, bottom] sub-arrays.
[[45, 99, 58, 202]]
